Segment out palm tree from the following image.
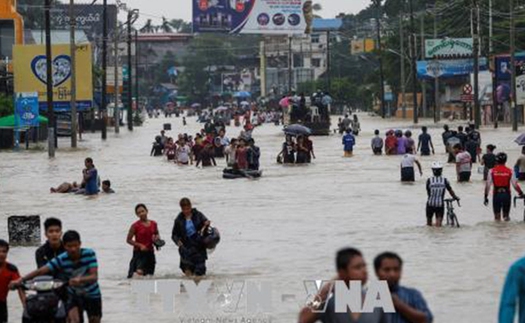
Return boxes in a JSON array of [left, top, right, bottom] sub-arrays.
[[158, 17, 173, 33], [140, 19, 156, 33]]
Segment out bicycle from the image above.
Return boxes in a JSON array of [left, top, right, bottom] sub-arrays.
[[444, 198, 461, 228], [513, 196, 525, 221]]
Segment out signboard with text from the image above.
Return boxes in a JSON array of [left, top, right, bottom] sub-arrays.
[[13, 44, 93, 112], [193, 0, 314, 34], [425, 38, 473, 59], [15, 92, 39, 127]]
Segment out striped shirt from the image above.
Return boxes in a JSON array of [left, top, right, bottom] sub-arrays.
[[388, 285, 433, 323], [47, 248, 101, 298], [426, 176, 452, 207]]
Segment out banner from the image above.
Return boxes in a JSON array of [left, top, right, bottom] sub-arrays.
[[425, 38, 473, 59], [50, 4, 117, 41], [193, 0, 313, 34], [417, 58, 488, 79], [13, 44, 93, 112], [15, 92, 39, 127]]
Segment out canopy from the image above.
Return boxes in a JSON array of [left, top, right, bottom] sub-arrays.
[[0, 114, 48, 128]]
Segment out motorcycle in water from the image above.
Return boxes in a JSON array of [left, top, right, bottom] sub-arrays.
[[17, 276, 67, 323]]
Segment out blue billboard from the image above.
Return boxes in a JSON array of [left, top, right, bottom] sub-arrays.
[[417, 58, 488, 80], [15, 93, 39, 127], [193, 0, 312, 34]]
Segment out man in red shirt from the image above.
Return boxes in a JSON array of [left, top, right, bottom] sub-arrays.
[[0, 239, 25, 323], [485, 152, 524, 221]]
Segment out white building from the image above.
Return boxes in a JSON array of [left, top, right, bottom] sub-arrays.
[[262, 18, 342, 96]]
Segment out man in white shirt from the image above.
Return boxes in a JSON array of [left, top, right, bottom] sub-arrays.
[[454, 144, 472, 182], [400, 152, 423, 182]]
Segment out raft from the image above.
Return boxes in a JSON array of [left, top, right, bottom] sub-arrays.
[[222, 168, 262, 179]]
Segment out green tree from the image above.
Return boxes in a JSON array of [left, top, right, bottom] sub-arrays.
[[17, 0, 62, 29], [0, 94, 13, 118]]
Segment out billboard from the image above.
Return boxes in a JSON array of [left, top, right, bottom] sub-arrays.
[[13, 44, 93, 112], [15, 92, 39, 127], [417, 58, 488, 79], [193, 0, 313, 34], [350, 39, 375, 55], [425, 38, 473, 59], [50, 4, 117, 41]]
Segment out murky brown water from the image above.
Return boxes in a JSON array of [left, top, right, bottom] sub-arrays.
[[1, 113, 524, 322]]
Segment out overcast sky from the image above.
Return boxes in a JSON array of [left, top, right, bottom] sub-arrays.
[[105, 0, 372, 26]]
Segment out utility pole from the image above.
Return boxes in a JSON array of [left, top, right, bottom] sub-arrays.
[[327, 30, 332, 93], [260, 40, 267, 97], [114, 21, 120, 134], [127, 10, 133, 131], [489, 0, 493, 54], [101, 0, 108, 140], [434, 4, 440, 122], [409, 0, 418, 124], [473, 0, 481, 129], [375, 0, 385, 118], [135, 30, 139, 115], [69, 0, 77, 148], [45, 0, 55, 157], [288, 35, 292, 93], [400, 14, 406, 119], [420, 13, 426, 118], [511, 0, 518, 131]]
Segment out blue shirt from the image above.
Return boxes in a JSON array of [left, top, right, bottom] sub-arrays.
[[342, 134, 356, 151], [388, 285, 433, 323], [185, 219, 197, 237], [499, 257, 525, 323], [85, 168, 98, 195], [47, 248, 101, 299]]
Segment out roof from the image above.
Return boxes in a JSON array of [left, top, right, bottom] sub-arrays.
[[313, 18, 343, 32], [159, 83, 177, 90], [137, 33, 194, 42], [28, 30, 90, 45]]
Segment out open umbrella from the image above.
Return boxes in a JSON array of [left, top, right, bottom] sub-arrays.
[[191, 103, 201, 108], [233, 91, 251, 98], [0, 114, 48, 128], [283, 124, 311, 136], [515, 134, 525, 145], [214, 106, 229, 112], [240, 101, 250, 106]]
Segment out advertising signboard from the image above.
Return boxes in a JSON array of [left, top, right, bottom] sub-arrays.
[[425, 38, 473, 59], [417, 58, 487, 79], [193, 0, 313, 34], [13, 44, 93, 112]]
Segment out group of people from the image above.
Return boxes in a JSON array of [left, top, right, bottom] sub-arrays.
[[49, 158, 115, 195], [299, 248, 433, 323], [0, 198, 218, 323], [151, 126, 261, 172], [337, 114, 361, 136], [278, 135, 315, 164], [127, 198, 218, 279]]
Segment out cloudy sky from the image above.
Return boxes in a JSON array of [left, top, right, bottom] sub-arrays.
[[106, 0, 372, 26]]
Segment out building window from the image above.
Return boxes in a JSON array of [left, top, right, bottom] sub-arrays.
[[311, 34, 320, 44], [312, 58, 321, 68]]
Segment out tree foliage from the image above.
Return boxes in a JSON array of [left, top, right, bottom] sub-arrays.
[[17, 0, 61, 29]]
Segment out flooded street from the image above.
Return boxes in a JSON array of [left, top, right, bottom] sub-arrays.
[[1, 113, 524, 322]]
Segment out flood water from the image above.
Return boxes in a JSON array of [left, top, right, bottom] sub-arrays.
[[1, 113, 524, 322]]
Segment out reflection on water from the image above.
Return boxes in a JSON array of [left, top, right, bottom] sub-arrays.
[[1, 114, 524, 322]]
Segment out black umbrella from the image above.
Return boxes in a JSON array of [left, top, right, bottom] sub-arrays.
[[515, 134, 525, 146], [283, 124, 312, 136]]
